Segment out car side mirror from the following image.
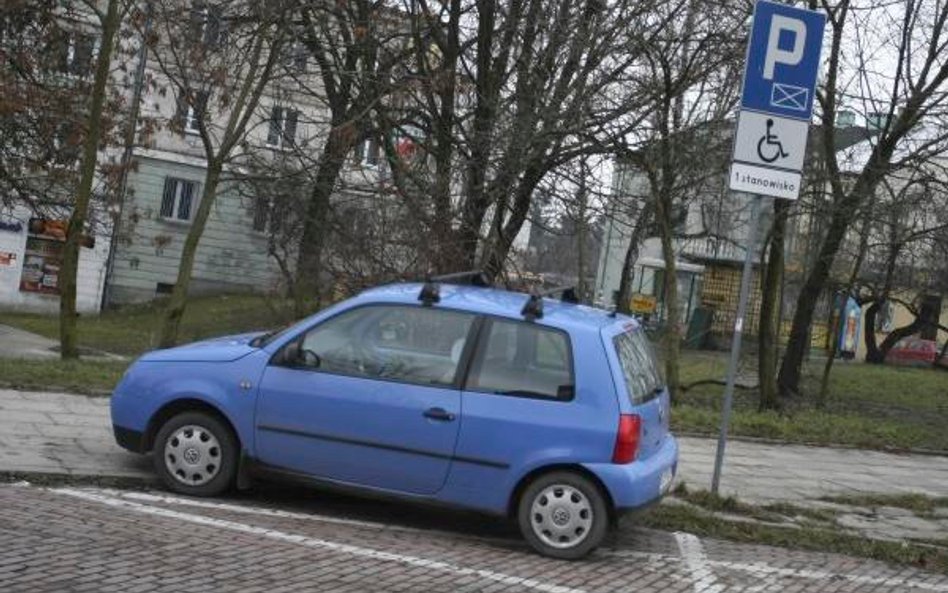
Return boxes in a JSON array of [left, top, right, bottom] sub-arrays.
[[282, 340, 303, 367]]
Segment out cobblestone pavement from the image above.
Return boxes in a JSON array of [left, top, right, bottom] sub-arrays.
[[3, 388, 948, 502], [1, 481, 946, 593]]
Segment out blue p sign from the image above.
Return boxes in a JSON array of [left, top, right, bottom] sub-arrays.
[[741, 1, 826, 121]]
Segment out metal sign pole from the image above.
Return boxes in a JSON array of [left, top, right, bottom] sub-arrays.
[[711, 195, 764, 495]]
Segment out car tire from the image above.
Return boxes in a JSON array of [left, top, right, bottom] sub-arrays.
[[153, 411, 238, 497], [517, 471, 610, 560]]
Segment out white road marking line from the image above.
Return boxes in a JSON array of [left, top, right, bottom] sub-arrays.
[[112, 490, 416, 532], [104, 489, 509, 544], [674, 532, 725, 593], [52, 487, 585, 593], [707, 559, 948, 593]]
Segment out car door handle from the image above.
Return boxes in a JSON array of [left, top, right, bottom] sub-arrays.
[[423, 407, 456, 422]]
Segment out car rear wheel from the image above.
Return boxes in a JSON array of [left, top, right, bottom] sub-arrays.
[[153, 411, 237, 497], [517, 471, 610, 560]]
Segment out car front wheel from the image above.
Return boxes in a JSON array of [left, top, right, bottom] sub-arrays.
[[517, 471, 610, 560], [153, 411, 238, 497]]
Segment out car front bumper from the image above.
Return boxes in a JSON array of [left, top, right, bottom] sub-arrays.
[[113, 424, 145, 453], [582, 434, 678, 511]]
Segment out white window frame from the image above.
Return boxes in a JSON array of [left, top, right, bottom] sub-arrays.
[[160, 177, 200, 223], [355, 137, 381, 168], [56, 30, 98, 78], [266, 106, 299, 149]]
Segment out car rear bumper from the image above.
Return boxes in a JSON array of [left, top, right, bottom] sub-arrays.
[[582, 434, 678, 511]]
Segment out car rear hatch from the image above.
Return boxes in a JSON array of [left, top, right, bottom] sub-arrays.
[[601, 320, 670, 460]]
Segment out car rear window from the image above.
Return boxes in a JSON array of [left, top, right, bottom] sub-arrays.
[[613, 329, 664, 404], [467, 319, 574, 400]]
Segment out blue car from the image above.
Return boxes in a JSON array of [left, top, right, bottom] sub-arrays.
[[111, 278, 678, 559]]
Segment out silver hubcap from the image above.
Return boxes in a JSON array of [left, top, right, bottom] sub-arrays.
[[530, 484, 594, 549], [164, 424, 222, 486]]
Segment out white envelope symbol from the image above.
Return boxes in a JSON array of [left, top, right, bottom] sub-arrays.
[[771, 83, 808, 111]]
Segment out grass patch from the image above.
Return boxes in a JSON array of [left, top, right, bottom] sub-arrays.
[[0, 359, 129, 395], [819, 493, 948, 518], [0, 294, 310, 395], [672, 484, 837, 525], [641, 499, 948, 573], [674, 350, 948, 452], [0, 294, 305, 357]]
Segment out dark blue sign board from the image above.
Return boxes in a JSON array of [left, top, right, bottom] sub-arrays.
[[740, 0, 826, 121]]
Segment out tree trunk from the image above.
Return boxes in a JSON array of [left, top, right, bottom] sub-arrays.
[[158, 163, 223, 348], [615, 241, 638, 316], [777, 205, 853, 396], [59, 0, 121, 360], [295, 135, 351, 311], [575, 166, 588, 301], [654, 188, 680, 403], [615, 203, 654, 315], [873, 317, 924, 364], [863, 299, 883, 363], [758, 200, 787, 411]]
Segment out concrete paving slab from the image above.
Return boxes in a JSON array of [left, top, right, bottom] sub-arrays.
[[0, 324, 59, 359]]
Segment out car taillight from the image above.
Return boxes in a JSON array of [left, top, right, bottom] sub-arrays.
[[612, 414, 641, 464]]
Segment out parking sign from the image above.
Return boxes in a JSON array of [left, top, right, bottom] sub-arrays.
[[740, 0, 825, 121], [730, 0, 826, 201]]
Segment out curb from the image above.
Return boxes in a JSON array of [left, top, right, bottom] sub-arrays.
[[676, 431, 948, 458], [0, 470, 156, 489], [0, 384, 112, 398]]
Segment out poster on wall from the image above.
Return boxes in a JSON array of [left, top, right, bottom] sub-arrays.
[[19, 218, 69, 295], [20, 237, 63, 294]]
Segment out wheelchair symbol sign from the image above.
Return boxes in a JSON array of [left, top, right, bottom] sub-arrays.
[[733, 110, 806, 172], [757, 119, 789, 163]]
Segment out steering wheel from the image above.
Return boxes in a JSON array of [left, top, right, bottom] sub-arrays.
[[300, 348, 321, 368]]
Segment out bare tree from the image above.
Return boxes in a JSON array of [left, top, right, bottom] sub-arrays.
[[373, 0, 660, 280], [778, 0, 948, 396], [856, 168, 948, 363], [60, 0, 125, 359], [611, 0, 744, 399], [1, 0, 131, 358], [148, 0, 291, 347], [286, 0, 409, 309]]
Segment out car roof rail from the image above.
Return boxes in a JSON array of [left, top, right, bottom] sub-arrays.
[[418, 270, 490, 306], [418, 279, 440, 306], [430, 270, 491, 287], [521, 292, 544, 321], [539, 285, 579, 304]]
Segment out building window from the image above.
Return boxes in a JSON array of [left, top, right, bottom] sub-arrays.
[[52, 30, 96, 77], [251, 196, 269, 232], [355, 137, 380, 167], [285, 40, 308, 73], [50, 121, 81, 166], [191, 2, 227, 48], [266, 106, 299, 148], [175, 90, 209, 133], [160, 177, 199, 222]]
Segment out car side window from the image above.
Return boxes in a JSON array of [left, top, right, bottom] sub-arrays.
[[290, 305, 476, 387], [467, 319, 574, 400]]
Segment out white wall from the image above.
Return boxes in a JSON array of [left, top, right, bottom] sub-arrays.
[[0, 206, 110, 313]]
